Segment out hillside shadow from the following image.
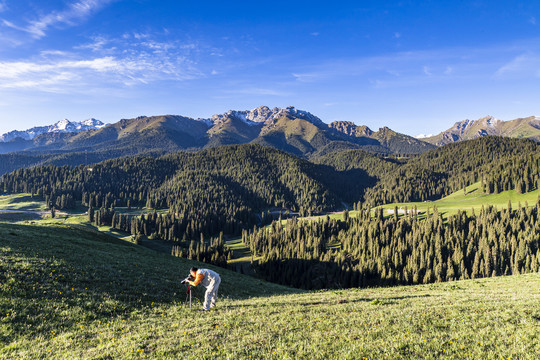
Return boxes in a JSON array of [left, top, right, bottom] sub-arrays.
[[312, 164, 378, 204], [1, 222, 296, 304], [1, 222, 306, 339], [253, 258, 438, 291]]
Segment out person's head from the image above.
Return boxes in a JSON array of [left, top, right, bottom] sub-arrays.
[[190, 267, 198, 277]]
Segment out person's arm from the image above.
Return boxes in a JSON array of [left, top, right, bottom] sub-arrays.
[[189, 272, 205, 286]]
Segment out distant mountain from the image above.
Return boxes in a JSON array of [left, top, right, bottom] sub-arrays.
[[329, 121, 436, 154], [0, 107, 434, 159], [0, 119, 106, 144], [209, 106, 434, 156], [423, 115, 540, 146]]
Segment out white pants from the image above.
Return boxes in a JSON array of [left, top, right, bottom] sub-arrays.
[[203, 276, 221, 310]]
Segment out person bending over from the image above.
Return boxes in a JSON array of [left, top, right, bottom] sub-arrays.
[[183, 267, 221, 311]]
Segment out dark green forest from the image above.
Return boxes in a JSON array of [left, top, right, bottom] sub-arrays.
[[2, 137, 540, 289], [244, 203, 540, 289], [361, 137, 540, 206], [1, 145, 348, 238]]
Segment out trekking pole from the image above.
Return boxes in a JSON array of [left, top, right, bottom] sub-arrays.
[[185, 284, 192, 309], [188, 285, 192, 309]]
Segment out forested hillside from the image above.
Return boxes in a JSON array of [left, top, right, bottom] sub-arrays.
[[1, 145, 355, 238], [3, 137, 540, 288], [3, 137, 540, 240], [244, 203, 540, 289], [363, 137, 540, 206], [0, 148, 167, 178]]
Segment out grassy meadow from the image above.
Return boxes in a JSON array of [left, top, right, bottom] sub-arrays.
[[1, 221, 539, 359], [377, 182, 540, 219], [0, 194, 46, 212], [300, 182, 540, 223]]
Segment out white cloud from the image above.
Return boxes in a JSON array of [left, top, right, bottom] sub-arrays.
[[40, 50, 70, 57], [292, 72, 320, 83], [0, 53, 201, 91], [0, 1, 6, 13], [133, 32, 151, 40], [2, 0, 114, 39], [75, 36, 110, 52], [495, 53, 540, 78], [0, 30, 208, 92]]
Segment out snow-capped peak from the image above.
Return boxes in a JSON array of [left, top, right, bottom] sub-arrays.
[[80, 118, 106, 128], [208, 106, 324, 127], [0, 118, 107, 142], [53, 119, 75, 132]]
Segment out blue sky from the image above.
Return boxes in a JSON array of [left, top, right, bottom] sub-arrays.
[[1, 1, 540, 136]]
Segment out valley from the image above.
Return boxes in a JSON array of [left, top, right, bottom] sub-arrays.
[[3, 1, 540, 358], [1, 128, 540, 359]]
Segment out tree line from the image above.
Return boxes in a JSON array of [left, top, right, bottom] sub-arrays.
[[1, 145, 346, 239], [243, 202, 540, 289], [361, 137, 540, 206]]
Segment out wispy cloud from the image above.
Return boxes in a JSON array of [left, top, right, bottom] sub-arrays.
[[0, 26, 215, 94], [495, 53, 540, 78], [0, 53, 201, 92], [0, 1, 7, 13], [75, 36, 111, 52], [291, 40, 540, 89], [2, 0, 114, 39]]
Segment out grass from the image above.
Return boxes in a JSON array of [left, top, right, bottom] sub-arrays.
[[1, 222, 539, 359], [0, 193, 47, 212], [299, 182, 540, 222], [376, 182, 540, 219]]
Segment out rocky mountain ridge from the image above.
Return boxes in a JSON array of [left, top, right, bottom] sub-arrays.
[[423, 115, 540, 146], [0, 118, 106, 143], [0, 106, 434, 157], [210, 106, 325, 127]]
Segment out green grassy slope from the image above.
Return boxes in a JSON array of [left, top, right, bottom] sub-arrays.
[[1, 222, 539, 359], [0, 194, 46, 212], [377, 181, 540, 219], [305, 181, 540, 222]]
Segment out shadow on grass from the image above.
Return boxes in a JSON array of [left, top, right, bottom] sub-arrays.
[[0, 222, 300, 340], [0, 222, 297, 319]]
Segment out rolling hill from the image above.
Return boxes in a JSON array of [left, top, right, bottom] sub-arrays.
[[0, 221, 538, 359]]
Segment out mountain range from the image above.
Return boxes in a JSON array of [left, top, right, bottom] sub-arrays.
[[2, 107, 540, 178], [0, 106, 434, 156], [421, 115, 540, 146], [0, 118, 106, 142]]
